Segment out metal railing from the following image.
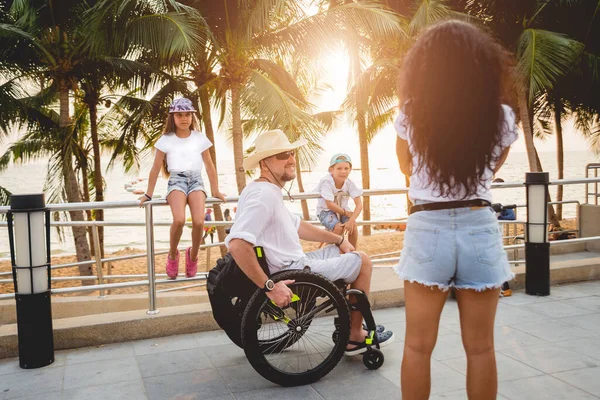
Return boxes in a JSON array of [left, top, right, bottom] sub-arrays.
[[2, 177, 600, 311], [586, 163, 600, 205]]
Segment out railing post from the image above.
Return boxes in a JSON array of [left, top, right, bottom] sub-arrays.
[[525, 172, 550, 296], [145, 203, 159, 314], [91, 225, 105, 298]]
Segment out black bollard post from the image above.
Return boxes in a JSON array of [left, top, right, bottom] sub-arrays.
[[7, 194, 54, 368], [525, 173, 551, 296]]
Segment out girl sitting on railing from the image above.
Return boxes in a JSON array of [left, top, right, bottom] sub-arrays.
[[139, 98, 226, 279]]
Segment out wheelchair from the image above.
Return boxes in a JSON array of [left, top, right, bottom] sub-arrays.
[[208, 247, 386, 387]]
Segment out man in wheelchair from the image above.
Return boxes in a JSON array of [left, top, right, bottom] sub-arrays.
[[225, 129, 394, 356]]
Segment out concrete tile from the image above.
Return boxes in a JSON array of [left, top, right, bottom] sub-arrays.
[[441, 352, 544, 382], [136, 347, 214, 378], [553, 366, 600, 397], [1, 392, 62, 400], [498, 375, 599, 400], [193, 329, 236, 348], [431, 334, 465, 361], [312, 371, 400, 399], [493, 325, 548, 351], [553, 336, 600, 362], [548, 285, 597, 300], [63, 356, 142, 390], [438, 316, 462, 334], [0, 353, 65, 377], [509, 319, 596, 342], [561, 312, 600, 332], [520, 300, 594, 319], [216, 364, 278, 393], [62, 379, 148, 400], [429, 359, 468, 395], [0, 368, 64, 400], [65, 342, 135, 365], [500, 344, 598, 374], [494, 303, 550, 326], [563, 296, 600, 313], [233, 385, 323, 400], [372, 307, 406, 323], [430, 389, 509, 399], [495, 291, 553, 306], [202, 343, 248, 368], [566, 282, 600, 296], [133, 334, 200, 356], [144, 369, 230, 400]]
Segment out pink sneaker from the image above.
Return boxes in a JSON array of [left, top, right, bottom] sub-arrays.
[[166, 251, 179, 279], [185, 247, 198, 278]]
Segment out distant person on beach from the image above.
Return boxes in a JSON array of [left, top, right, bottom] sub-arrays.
[[395, 21, 517, 399], [203, 208, 216, 244], [315, 153, 363, 248], [139, 98, 226, 279], [224, 208, 232, 234], [226, 129, 394, 355]]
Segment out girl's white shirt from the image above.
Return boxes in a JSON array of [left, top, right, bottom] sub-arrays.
[[395, 104, 519, 203], [154, 130, 213, 172]]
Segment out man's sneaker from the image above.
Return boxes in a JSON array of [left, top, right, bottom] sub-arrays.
[[185, 247, 198, 278], [500, 289, 512, 297], [166, 251, 179, 279], [345, 330, 395, 356]]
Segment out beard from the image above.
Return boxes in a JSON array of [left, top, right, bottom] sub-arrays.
[[280, 167, 296, 182]]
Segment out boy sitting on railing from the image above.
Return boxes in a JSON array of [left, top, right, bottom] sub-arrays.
[[315, 154, 363, 248]]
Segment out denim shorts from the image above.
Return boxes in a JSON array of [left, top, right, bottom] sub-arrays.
[[318, 210, 350, 231], [286, 245, 362, 283], [166, 170, 206, 198], [395, 205, 514, 291]]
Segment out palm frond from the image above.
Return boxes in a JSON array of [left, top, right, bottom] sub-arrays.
[[516, 29, 584, 105], [409, 0, 453, 35], [0, 185, 11, 208]]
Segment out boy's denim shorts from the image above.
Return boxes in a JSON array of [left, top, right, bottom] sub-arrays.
[[395, 204, 514, 291], [318, 210, 350, 231], [166, 170, 206, 198], [286, 245, 362, 283]]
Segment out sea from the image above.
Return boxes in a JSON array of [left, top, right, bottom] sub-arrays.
[[1, 149, 599, 258]]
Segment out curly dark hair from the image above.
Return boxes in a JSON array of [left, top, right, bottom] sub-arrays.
[[398, 20, 513, 199]]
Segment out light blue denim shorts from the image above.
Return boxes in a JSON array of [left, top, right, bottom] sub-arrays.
[[318, 210, 350, 231], [395, 204, 514, 291], [166, 170, 206, 198], [287, 245, 362, 283]]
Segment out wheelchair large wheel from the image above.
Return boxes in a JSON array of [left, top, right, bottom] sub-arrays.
[[241, 270, 351, 387]]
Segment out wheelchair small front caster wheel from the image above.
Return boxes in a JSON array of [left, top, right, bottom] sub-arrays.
[[331, 329, 339, 343], [363, 349, 384, 370]]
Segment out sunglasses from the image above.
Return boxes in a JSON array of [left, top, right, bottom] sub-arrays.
[[273, 150, 295, 160]]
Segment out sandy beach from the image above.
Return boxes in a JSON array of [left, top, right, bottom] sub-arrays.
[[0, 219, 576, 296]]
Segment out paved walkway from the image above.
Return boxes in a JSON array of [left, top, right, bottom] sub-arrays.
[[1, 280, 600, 400]]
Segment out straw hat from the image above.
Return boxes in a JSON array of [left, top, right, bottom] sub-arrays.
[[243, 129, 307, 170]]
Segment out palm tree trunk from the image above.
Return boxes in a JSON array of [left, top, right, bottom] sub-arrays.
[[554, 98, 564, 221], [231, 84, 246, 194], [295, 156, 310, 221], [199, 90, 227, 257], [518, 91, 561, 228], [357, 111, 371, 236], [81, 164, 94, 257], [59, 81, 93, 280], [89, 99, 105, 258]]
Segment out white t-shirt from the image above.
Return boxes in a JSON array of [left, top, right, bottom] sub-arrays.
[[154, 130, 212, 172], [315, 175, 363, 215], [225, 181, 304, 273], [395, 104, 518, 203]]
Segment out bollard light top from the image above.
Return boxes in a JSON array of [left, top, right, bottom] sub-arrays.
[[10, 194, 46, 211], [525, 172, 549, 184]]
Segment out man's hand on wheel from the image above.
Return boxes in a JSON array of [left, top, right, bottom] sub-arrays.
[[265, 279, 295, 308]]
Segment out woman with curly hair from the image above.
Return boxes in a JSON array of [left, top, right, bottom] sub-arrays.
[[395, 20, 517, 399]]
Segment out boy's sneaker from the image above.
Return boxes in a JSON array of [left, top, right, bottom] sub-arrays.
[[500, 288, 512, 297], [166, 251, 179, 279], [345, 330, 395, 356], [185, 247, 198, 278]]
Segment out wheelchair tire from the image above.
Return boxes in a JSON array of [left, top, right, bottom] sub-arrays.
[[241, 270, 351, 387], [363, 349, 384, 370]]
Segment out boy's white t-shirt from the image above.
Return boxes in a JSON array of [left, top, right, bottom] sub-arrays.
[[395, 104, 519, 203], [315, 175, 363, 215], [154, 130, 212, 172], [225, 181, 304, 273]]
